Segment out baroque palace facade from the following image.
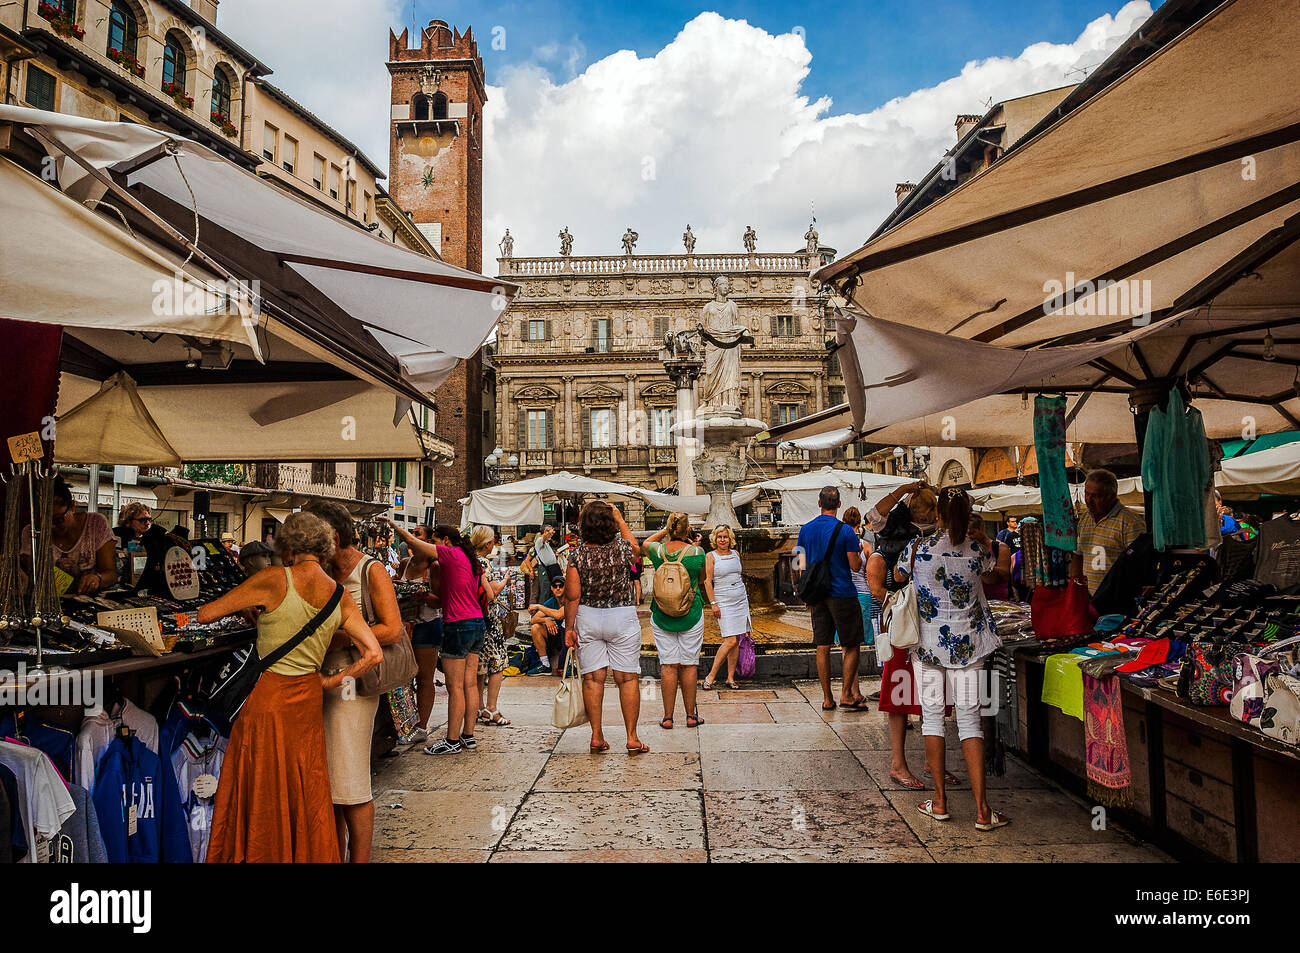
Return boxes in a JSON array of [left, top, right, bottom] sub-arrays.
[[491, 239, 854, 528]]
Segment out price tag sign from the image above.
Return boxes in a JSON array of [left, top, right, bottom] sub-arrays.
[[192, 774, 218, 799], [164, 546, 200, 600], [7, 431, 42, 464]]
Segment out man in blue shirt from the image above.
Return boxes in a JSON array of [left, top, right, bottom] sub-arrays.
[[796, 486, 865, 711]]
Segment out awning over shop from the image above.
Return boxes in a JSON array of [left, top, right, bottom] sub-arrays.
[[1216, 442, 1300, 500], [739, 467, 914, 526], [460, 472, 645, 527], [635, 488, 760, 518]]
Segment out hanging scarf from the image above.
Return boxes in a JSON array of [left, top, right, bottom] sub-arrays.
[[1084, 673, 1132, 807], [1033, 395, 1077, 551]]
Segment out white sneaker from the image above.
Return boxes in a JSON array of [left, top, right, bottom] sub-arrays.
[[399, 727, 428, 745]]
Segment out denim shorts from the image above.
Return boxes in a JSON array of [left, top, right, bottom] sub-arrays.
[[441, 617, 486, 659], [411, 618, 443, 649]]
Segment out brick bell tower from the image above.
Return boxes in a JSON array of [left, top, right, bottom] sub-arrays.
[[387, 19, 486, 524]]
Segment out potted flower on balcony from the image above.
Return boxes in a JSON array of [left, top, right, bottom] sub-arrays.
[[37, 1, 85, 39], [210, 110, 238, 138], [162, 81, 194, 110], [107, 47, 145, 78]]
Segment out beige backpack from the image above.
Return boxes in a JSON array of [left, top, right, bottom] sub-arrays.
[[653, 545, 697, 617]]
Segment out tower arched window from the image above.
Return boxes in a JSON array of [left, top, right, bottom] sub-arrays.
[[431, 92, 448, 120], [211, 67, 232, 119], [411, 93, 430, 121], [107, 1, 138, 57], [162, 34, 187, 91]]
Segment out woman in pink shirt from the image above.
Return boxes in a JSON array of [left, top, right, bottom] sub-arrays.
[[381, 518, 485, 755]]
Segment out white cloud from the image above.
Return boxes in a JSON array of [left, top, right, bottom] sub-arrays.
[[484, 3, 1154, 259], [212, 1, 1153, 264]]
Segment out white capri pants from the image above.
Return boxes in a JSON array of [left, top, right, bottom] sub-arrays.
[[651, 618, 705, 667], [918, 661, 985, 742], [575, 604, 642, 675]]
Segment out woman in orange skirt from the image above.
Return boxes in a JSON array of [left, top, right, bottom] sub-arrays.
[[198, 513, 381, 863]]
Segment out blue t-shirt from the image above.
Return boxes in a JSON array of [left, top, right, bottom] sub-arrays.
[[796, 514, 862, 600], [543, 595, 565, 634]]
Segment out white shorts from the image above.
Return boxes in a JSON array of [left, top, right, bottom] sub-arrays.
[[652, 617, 705, 666], [575, 604, 642, 675]]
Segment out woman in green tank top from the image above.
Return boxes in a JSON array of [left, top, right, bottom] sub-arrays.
[[646, 512, 707, 730]]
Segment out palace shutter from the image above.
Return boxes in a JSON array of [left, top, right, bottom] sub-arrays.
[[796, 402, 806, 421], [793, 314, 802, 336], [545, 319, 553, 340], [581, 407, 591, 449], [655, 315, 667, 341], [769, 401, 779, 427], [770, 315, 779, 338], [590, 319, 598, 352], [546, 408, 555, 448], [517, 407, 527, 449], [518, 319, 527, 341]]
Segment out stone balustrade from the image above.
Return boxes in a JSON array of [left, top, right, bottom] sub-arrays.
[[500, 251, 817, 277]]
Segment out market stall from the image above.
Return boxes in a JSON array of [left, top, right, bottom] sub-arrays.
[[738, 466, 913, 526], [782, 0, 1300, 861]]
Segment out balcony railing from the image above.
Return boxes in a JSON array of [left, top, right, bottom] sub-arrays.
[[179, 464, 391, 505], [510, 444, 831, 475], [501, 251, 817, 278]]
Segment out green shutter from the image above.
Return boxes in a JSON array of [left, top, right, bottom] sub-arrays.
[[381, 461, 393, 483], [396, 462, 407, 488], [422, 465, 433, 493]]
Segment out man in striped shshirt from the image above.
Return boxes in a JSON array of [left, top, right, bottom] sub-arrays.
[[1072, 468, 1145, 593]]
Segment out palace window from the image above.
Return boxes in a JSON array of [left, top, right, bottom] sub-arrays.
[[108, 1, 138, 57], [262, 123, 277, 162], [777, 403, 802, 426], [590, 318, 610, 353], [773, 314, 799, 337], [24, 66, 56, 111], [590, 408, 613, 448], [211, 67, 232, 120], [162, 34, 187, 91], [651, 408, 675, 447], [312, 154, 325, 190], [526, 410, 549, 450], [282, 136, 298, 175], [528, 320, 547, 341]]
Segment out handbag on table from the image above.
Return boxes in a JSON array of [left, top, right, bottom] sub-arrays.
[[348, 555, 419, 696], [1178, 637, 1249, 706], [208, 582, 343, 728], [552, 651, 588, 729]]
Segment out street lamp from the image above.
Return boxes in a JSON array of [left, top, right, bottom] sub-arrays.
[[484, 448, 518, 486], [892, 445, 930, 478]]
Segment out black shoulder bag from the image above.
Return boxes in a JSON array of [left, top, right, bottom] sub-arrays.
[[209, 582, 343, 729], [798, 520, 846, 605]]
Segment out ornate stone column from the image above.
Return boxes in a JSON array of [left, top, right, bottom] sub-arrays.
[[662, 355, 703, 496]]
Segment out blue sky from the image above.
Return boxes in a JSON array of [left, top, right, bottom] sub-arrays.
[[412, 0, 1154, 115]]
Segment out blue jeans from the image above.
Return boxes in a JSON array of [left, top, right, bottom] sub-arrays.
[[857, 593, 875, 646], [411, 618, 443, 649], [441, 617, 485, 659]]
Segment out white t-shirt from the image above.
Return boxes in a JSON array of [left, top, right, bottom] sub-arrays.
[[75, 700, 160, 793], [0, 740, 76, 863]]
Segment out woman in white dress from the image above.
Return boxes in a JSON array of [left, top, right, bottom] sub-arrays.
[[701, 525, 751, 690]]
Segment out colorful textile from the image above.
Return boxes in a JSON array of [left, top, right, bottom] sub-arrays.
[[387, 685, 419, 737], [1033, 395, 1077, 551], [1084, 674, 1132, 806], [1020, 518, 1050, 587], [1041, 653, 1085, 721], [1141, 390, 1210, 551]]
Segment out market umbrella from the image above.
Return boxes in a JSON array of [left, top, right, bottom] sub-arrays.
[[738, 466, 913, 525], [812, 0, 1300, 350], [460, 471, 647, 527]]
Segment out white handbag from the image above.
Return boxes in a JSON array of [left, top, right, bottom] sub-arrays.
[[552, 651, 588, 729], [881, 546, 921, 650], [1260, 673, 1300, 746]]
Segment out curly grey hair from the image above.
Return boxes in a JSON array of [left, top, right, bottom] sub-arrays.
[[273, 512, 335, 564]]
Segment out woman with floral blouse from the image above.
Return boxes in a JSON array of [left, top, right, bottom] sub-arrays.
[[895, 486, 1010, 832]]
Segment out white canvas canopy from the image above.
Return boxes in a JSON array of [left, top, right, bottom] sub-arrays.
[[1217, 443, 1300, 500], [740, 467, 913, 526], [460, 472, 645, 527], [0, 106, 506, 463], [634, 488, 760, 518], [971, 480, 1145, 516]]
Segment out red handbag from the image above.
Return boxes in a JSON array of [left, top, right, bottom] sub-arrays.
[[1031, 581, 1096, 640]]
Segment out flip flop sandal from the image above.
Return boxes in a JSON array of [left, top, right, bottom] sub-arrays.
[[626, 741, 651, 755], [891, 774, 926, 790], [917, 799, 950, 821], [839, 699, 870, 711], [660, 717, 674, 729], [926, 770, 961, 786], [686, 713, 704, 728], [485, 710, 512, 726], [822, 702, 837, 711], [975, 812, 1011, 832], [590, 740, 610, 752], [725, 682, 740, 690], [701, 681, 716, 691]]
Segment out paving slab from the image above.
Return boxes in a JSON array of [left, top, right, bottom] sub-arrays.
[[553, 723, 699, 753], [709, 847, 935, 863], [764, 703, 827, 724], [374, 750, 549, 793], [882, 787, 1140, 847], [698, 722, 845, 753], [704, 790, 921, 850], [500, 790, 706, 850], [374, 790, 525, 850], [693, 702, 775, 724], [831, 719, 964, 751], [701, 749, 872, 791], [490, 848, 709, 863], [466, 724, 563, 753], [851, 748, 1053, 790], [371, 847, 492, 863], [534, 752, 702, 792]]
